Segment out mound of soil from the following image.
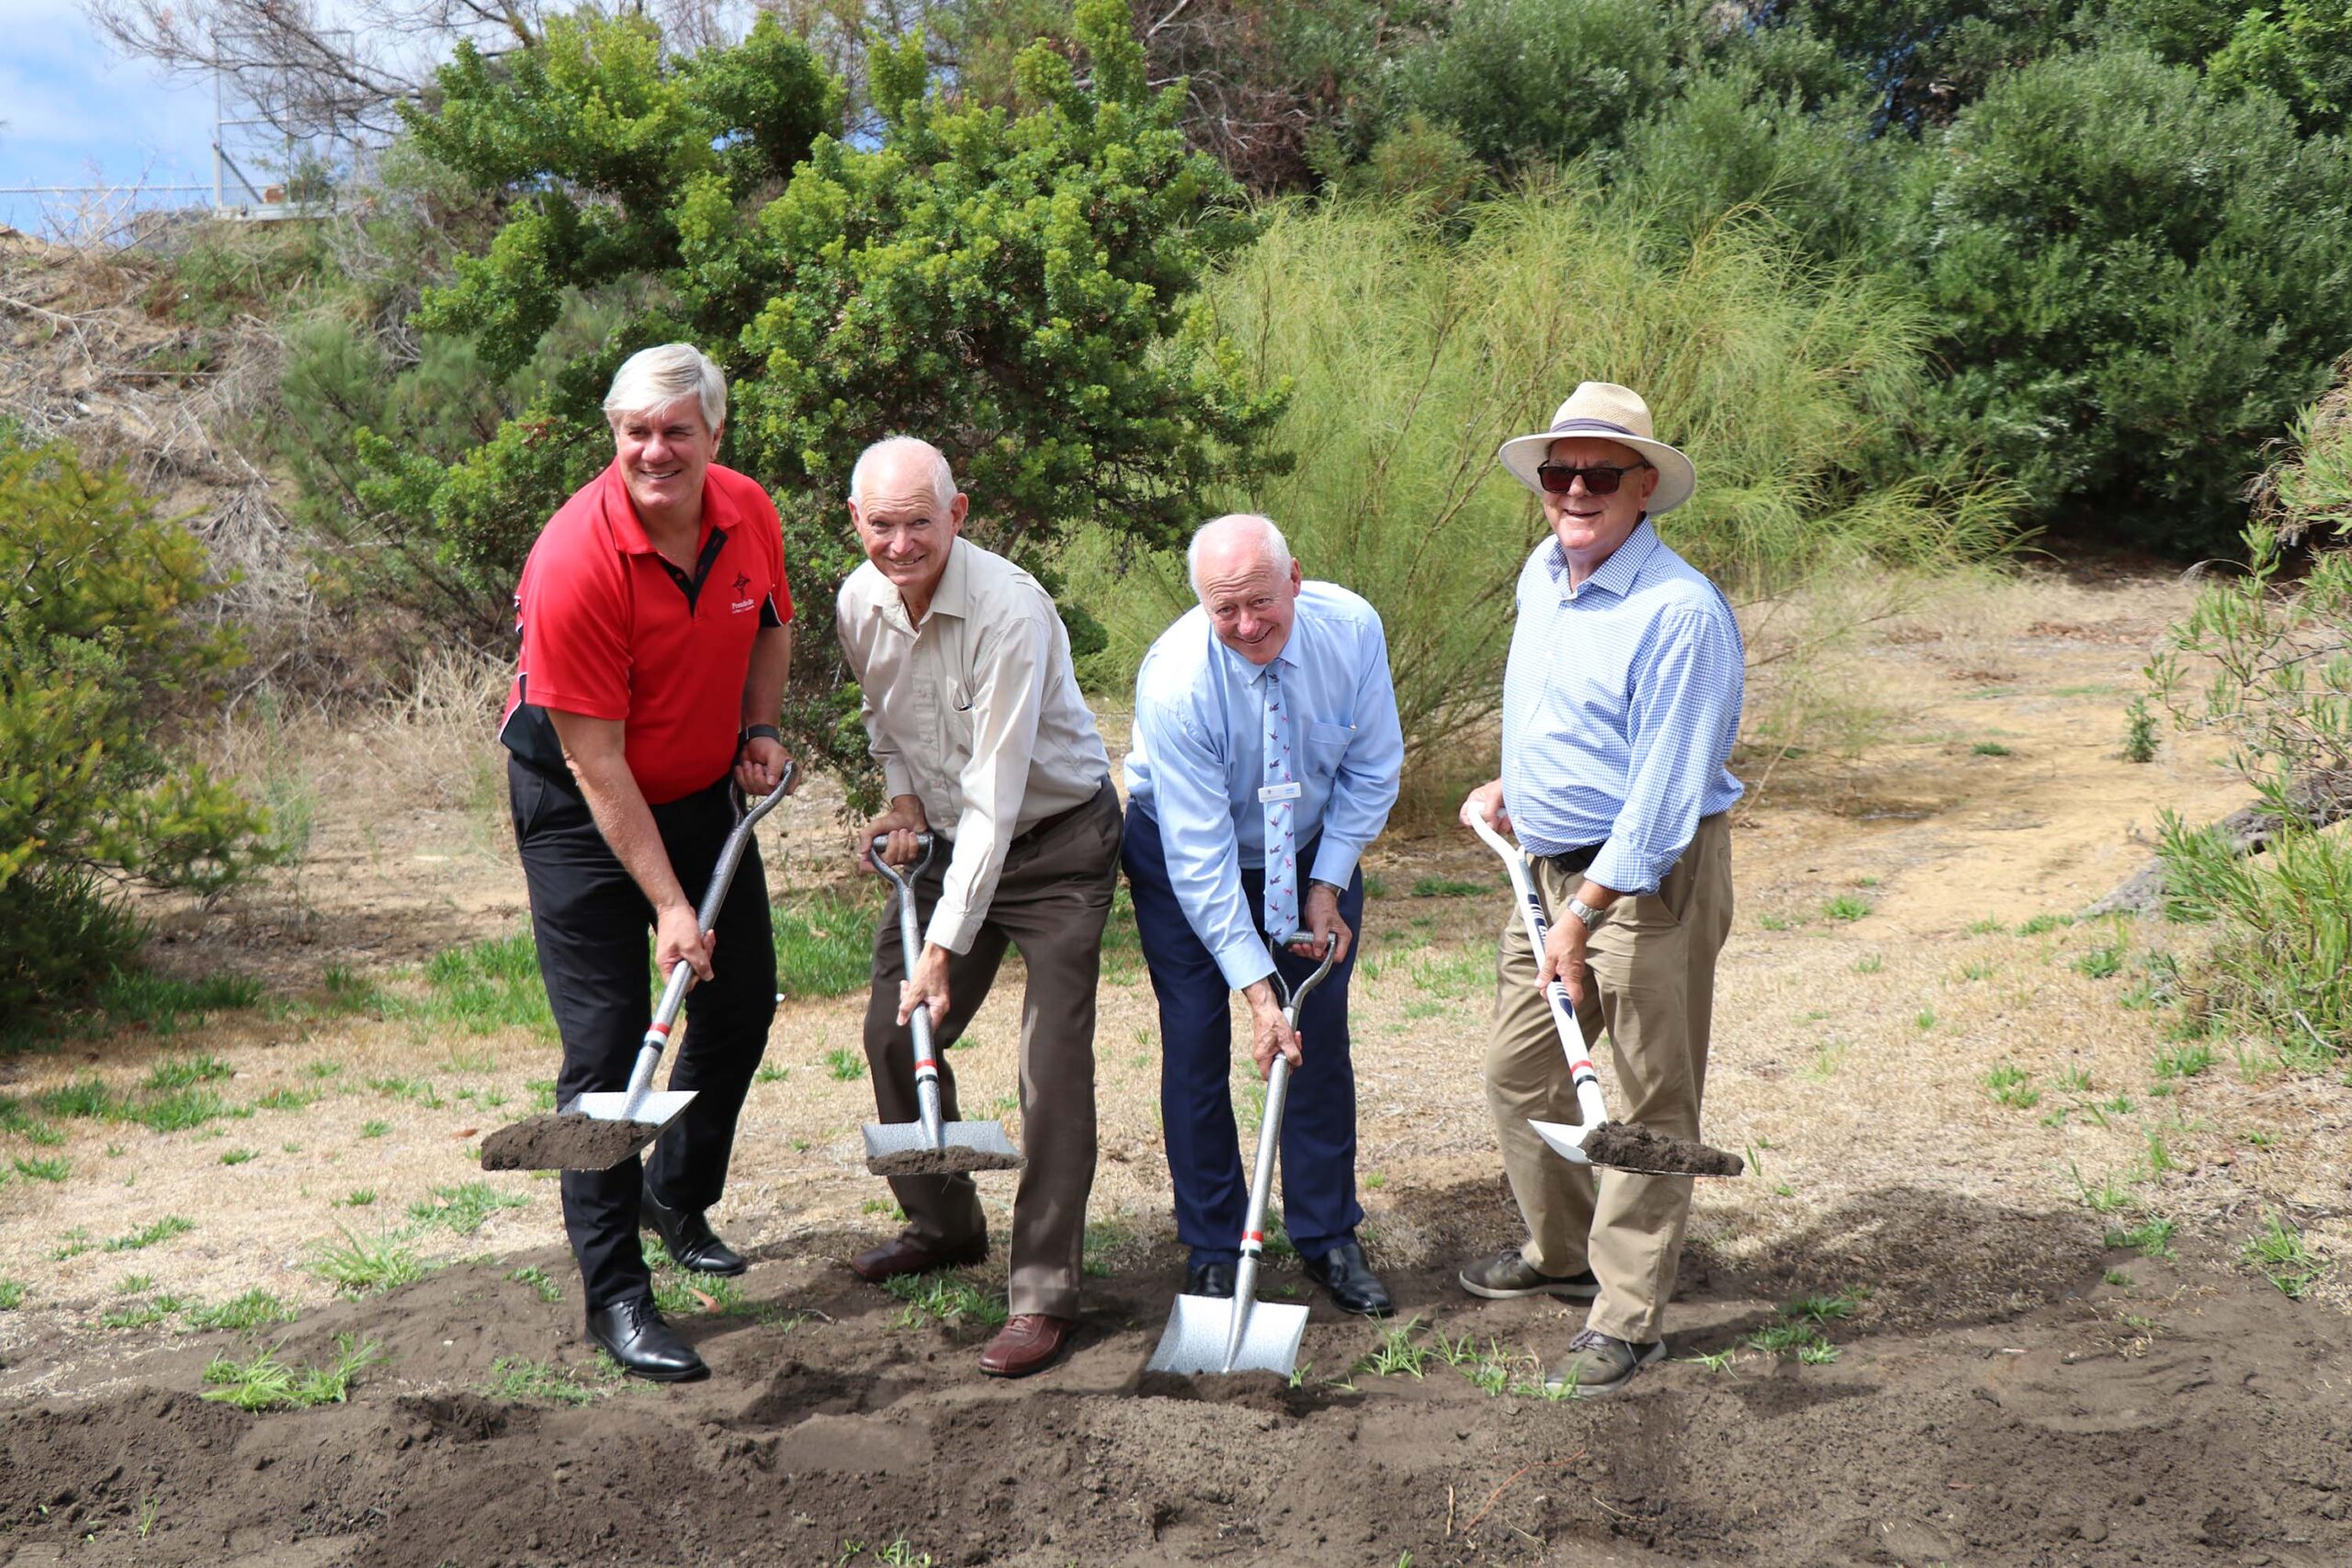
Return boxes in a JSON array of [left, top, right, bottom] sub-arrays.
[[480, 1112, 660, 1170], [6, 1196, 2349, 1566], [1581, 1121, 1747, 1177]]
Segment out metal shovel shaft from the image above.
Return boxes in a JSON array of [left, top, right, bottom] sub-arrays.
[[1224, 1051, 1293, 1371], [1468, 810, 1611, 1136], [610, 763, 797, 1122]]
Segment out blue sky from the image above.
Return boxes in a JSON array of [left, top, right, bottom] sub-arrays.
[[0, 1, 223, 234]]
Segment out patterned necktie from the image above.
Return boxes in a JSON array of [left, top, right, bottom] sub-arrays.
[[1261, 664, 1298, 940]]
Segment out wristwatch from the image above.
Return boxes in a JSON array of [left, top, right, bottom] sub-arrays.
[[740, 723, 783, 747], [1565, 895, 1606, 931], [1307, 877, 1347, 898]]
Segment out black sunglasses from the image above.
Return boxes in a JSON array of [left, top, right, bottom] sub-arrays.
[[1536, 460, 1650, 496]]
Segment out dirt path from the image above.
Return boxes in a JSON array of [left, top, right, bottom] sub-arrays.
[[5, 569, 2348, 1565]]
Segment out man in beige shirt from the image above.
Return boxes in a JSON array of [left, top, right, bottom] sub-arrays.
[[835, 435, 1121, 1379]]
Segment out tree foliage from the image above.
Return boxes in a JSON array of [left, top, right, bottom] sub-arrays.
[[0, 443, 277, 1010], [363, 0, 1285, 783], [1897, 48, 2352, 553]]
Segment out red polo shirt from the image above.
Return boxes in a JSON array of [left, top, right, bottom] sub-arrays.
[[499, 460, 792, 805]]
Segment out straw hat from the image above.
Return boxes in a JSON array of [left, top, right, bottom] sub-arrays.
[[1496, 382, 1697, 515]]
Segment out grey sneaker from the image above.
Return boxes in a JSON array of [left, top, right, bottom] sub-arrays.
[[1544, 1327, 1666, 1397], [1456, 1248, 1601, 1301]]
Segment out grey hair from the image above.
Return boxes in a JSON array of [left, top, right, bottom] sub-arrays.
[[1187, 513, 1292, 598], [604, 344, 727, 432], [849, 435, 957, 513]]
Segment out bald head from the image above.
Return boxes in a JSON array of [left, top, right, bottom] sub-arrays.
[[850, 435, 968, 613], [1189, 513, 1302, 667]]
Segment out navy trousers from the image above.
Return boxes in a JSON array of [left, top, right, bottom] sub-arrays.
[[1122, 802, 1364, 1266]]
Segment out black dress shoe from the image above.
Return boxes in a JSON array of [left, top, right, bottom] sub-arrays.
[[1183, 1258, 1236, 1299], [1302, 1240, 1394, 1317], [641, 1177, 747, 1276], [586, 1296, 707, 1382]]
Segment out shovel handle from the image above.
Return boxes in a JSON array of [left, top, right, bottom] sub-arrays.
[[871, 834, 946, 1146], [1270, 930, 1339, 1026], [617, 762, 798, 1117], [1468, 808, 1611, 1130]]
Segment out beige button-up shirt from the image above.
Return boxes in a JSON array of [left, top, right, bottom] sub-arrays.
[[836, 537, 1111, 953]]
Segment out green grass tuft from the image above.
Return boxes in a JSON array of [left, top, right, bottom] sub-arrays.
[[143, 1055, 233, 1091], [482, 1355, 601, 1405], [882, 1269, 1008, 1331], [406, 1180, 528, 1235], [39, 1077, 128, 1120], [824, 1046, 867, 1082], [2244, 1210, 2324, 1300], [1823, 893, 1872, 922], [103, 1215, 196, 1252], [772, 890, 875, 998], [131, 1089, 251, 1134], [201, 1334, 380, 1410], [186, 1289, 298, 1331], [311, 1229, 428, 1296], [1409, 876, 1488, 898], [13, 1156, 69, 1182]]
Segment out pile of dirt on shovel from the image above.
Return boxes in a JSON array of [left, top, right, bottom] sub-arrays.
[[1581, 1120, 1747, 1176], [479, 1112, 658, 1170]]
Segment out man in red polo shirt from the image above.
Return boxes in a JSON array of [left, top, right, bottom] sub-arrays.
[[500, 343, 795, 1382]]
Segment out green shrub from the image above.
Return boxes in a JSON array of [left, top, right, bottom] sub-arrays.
[[0, 442, 276, 1017], [1381, 0, 1707, 171], [1065, 189, 2011, 761], [1900, 47, 2352, 556], [2151, 366, 2352, 1057]]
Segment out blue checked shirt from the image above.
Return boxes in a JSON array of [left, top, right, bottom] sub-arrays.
[[1125, 582, 1405, 990], [1502, 520, 1745, 894]]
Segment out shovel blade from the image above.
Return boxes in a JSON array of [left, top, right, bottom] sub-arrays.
[[478, 1090, 695, 1172], [1146, 1292, 1309, 1377], [1530, 1117, 1597, 1167], [862, 1119, 1025, 1176]]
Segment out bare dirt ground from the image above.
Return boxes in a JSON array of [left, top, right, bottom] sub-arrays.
[[4, 570, 2349, 1566]]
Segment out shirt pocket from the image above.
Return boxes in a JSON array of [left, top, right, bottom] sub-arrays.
[[1306, 721, 1354, 768]]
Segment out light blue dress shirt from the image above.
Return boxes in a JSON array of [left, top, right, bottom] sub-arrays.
[[1502, 520, 1746, 895], [1125, 581, 1406, 989]]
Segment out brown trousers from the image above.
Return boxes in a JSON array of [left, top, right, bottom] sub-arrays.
[[1484, 812, 1734, 1343], [862, 783, 1121, 1319]]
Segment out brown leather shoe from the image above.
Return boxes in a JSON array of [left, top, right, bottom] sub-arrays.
[[848, 1235, 988, 1283], [978, 1314, 1073, 1378]]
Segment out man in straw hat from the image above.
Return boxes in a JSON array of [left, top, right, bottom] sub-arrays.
[[1455, 382, 1744, 1395]]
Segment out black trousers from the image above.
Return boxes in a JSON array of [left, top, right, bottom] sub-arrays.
[[508, 757, 776, 1310]]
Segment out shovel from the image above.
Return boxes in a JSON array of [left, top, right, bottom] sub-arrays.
[[1468, 807, 1745, 1179], [1146, 931, 1339, 1378], [481, 761, 797, 1172], [860, 833, 1024, 1178]]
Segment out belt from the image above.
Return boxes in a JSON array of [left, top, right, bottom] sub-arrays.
[[937, 776, 1114, 855], [1543, 841, 1604, 879]]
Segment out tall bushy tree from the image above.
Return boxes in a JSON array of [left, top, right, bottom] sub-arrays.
[[1900, 47, 2352, 554], [361, 0, 1285, 780]]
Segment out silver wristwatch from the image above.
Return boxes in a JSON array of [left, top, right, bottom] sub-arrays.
[[1565, 895, 1606, 931]]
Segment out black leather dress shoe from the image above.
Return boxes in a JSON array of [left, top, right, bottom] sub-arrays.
[[1302, 1240, 1394, 1317], [1183, 1258, 1236, 1299], [586, 1297, 707, 1382], [641, 1177, 747, 1276]]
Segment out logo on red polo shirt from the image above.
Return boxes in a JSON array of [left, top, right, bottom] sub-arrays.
[[730, 570, 756, 615]]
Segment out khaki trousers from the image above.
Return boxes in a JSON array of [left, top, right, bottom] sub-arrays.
[[862, 782, 1121, 1319], [1484, 812, 1733, 1344]]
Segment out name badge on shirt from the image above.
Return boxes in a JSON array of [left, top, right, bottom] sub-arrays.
[[1257, 782, 1303, 803]]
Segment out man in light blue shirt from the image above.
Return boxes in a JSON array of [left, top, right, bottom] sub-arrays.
[[1457, 382, 1743, 1397], [1123, 513, 1405, 1316]]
